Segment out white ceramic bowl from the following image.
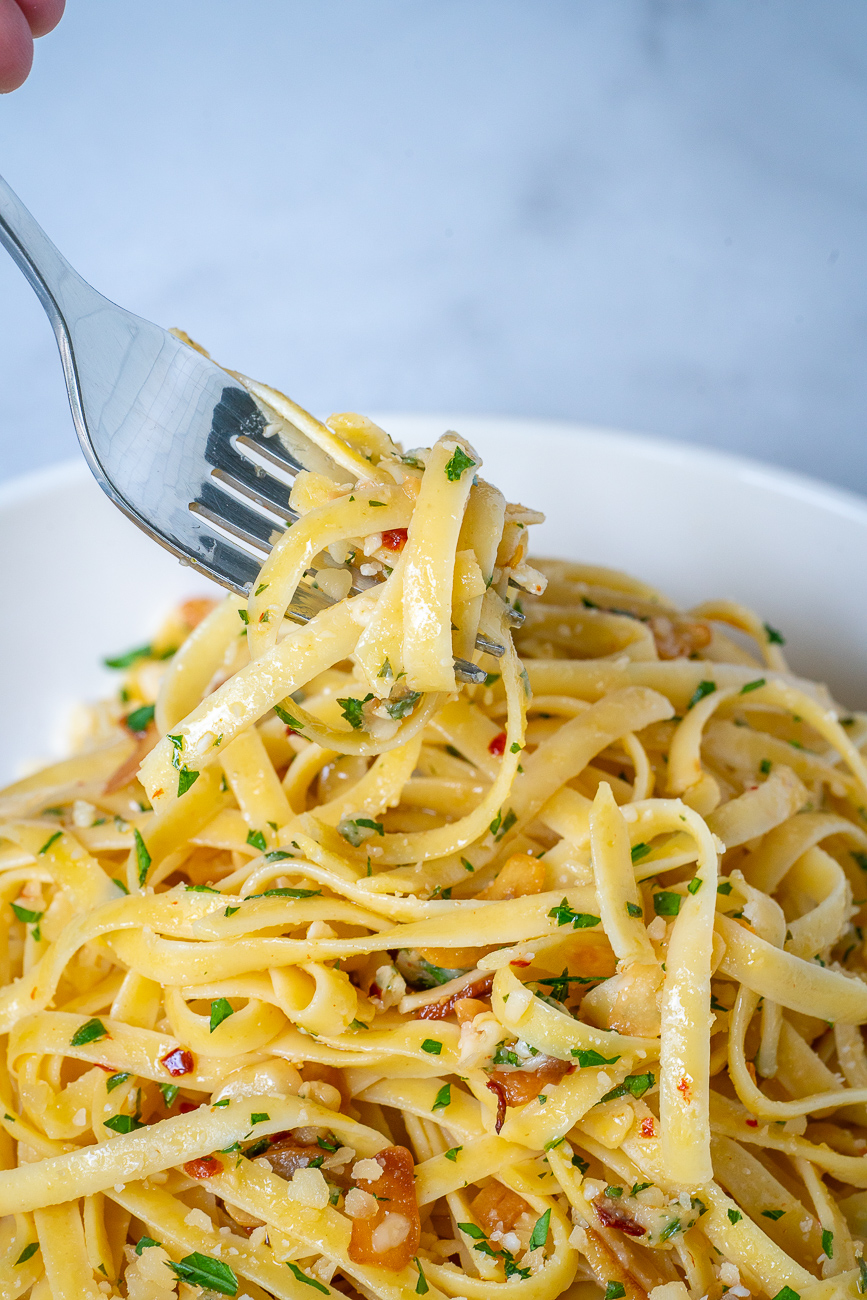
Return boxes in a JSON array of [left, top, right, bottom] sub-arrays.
[[2, 415, 867, 784]]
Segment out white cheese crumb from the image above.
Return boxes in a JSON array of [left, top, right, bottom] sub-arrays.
[[372, 1213, 411, 1251], [288, 1166, 330, 1209], [647, 915, 667, 940], [184, 1207, 213, 1232], [73, 1108, 87, 1127], [345, 1187, 379, 1218], [353, 1157, 383, 1182]]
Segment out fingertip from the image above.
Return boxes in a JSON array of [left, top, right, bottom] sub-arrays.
[[0, 0, 33, 93], [14, 0, 64, 39]]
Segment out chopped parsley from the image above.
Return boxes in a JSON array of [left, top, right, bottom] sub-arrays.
[[38, 830, 62, 855], [104, 644, 152, 669], [762, 1208, 785, 1221], [237, 609, 249, 625], [601, 1071, 655, 1103], [572, 1048, 621, 1068], [653, 891, 681, 917], [718, 880, 733, 895], [626, 901, 643, 917], [632, 1182, 652, 1196], [764, 622, 786, 645], [461, 857, 475, 872], [414, 1257, 429, 1295], [444, 445, 476, 481], [548, 899, 601, 929], [168, 1253, 239, 1296], [384, 690, 421, 720], [432, 1083, 451, 1110], [339, 816, 384, 847], [125, 703, 155, 732], [106, 1072, 131, 1093], [687, 680, 716, 710], [659, 1218, 681, 1242], [255, 582, 269, 595], [103, 1114, 145, 1134], [528, 1208, 551, 1251], [274, 702, 304, 729], [630, 842, 651, 863], [246, 829, 267, 852], [250, 1112, 270, 1124], [421, 1039, 442, 1055], [209, 998, 234, 1031], [822, 1228, 834, 1258], [15, 1243, 39, 1264], [135, 1237, 159, 1254], [70, 1018, 108, 1047], [285, 1262, 329, 1294], [177, 768, 199, 797], [727, 1207, 742, 1224], [687, 877, 703, 895], [337, 693, 373, 730], [493, 1041, 520, 1067], [444, 1145, 462, 1161], [760, 758, 772, 775], [604, 1285, 626, 1300], [11, 902, 43, 926], [133, 828, 151, 887], [159, 1083, 179, 1106], [740, 678, 766, 694]]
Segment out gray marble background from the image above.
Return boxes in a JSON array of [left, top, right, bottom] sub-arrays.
[[1, 0, 865, 492]]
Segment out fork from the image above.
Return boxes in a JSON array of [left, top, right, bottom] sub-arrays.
[[0, 174, 516, 683]]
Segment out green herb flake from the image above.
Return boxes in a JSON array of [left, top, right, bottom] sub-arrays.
[[71, 1018, 108, 1047], [822, 1228, 834, 1258], [630, 842, 651, 862], [772, 1290, 800, 1300], [159, 1083, 179, 1106], [687, 877, 702, 895], [626, 901, 643, 917], [274, 702, 304, 729], [104, 644, 152, 669], [762, 1208, 785, 1221], [718, 881, 734, 895], [178, 768, 199, 796], [103, 1114, 145, 1134], [528, 1208, 551, 1252], [38, 830, 62, 855], [285, 1261, 329, 1294], [237, 609, 250, 625], [250, 1112, 270, 1125], [632, 1182, 652, 1196], [740, 678, 766, 694], [125, 703, 155, 732], [209, 998, 234, 1032], [225, 905, 240, 917], [337, 693, 373, 730], [106, 1072, 131, 1093], [421, 1039, 442, 1055], [432, 1083, 451, 1111], [727, 1207, 742, 1224], [445, 445, 476, 481], [368, 499, 386, 507], [11, 902, 43, 925], [111, 877, 130, 895], [169, 1252, 239, 1296], [548, 898, 601, 929], [384, 690, 421, 720], [859, 1259, 867, 1295], [15, 1243, 39, 1264], [601, 1071, 655, 1103], [687, 680, 716, 710], [605, 1185, 623, 1198], [246, 828, 267, 852], [659, 1218, 681, 1242], [414, 1257, 429, 1295], [653, 891, 682, 917], [131, 827, 151, 887], [572, 1048, 621, 1068], [604, 1285, 626, 1300], [461, 857, 475, 872], [764, 622, 786, 645]]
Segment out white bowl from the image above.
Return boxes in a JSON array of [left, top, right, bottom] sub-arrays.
[[2, 415, 866, 784]]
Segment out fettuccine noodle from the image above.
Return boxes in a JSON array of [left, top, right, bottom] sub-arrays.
[[2, 361, 867, 1300]]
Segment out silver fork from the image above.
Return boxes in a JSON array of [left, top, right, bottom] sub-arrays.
[[0, 174, 517, 683]]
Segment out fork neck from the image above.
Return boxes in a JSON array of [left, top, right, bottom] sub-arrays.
[[0, 172, 102, 340]]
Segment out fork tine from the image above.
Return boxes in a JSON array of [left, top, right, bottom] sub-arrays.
[[210, 465, 297, 525]]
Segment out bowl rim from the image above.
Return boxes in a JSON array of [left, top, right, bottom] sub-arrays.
[[3, 417, 866, 526]]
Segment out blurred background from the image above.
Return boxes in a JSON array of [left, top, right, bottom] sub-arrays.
[[1, 0, 866, 493]]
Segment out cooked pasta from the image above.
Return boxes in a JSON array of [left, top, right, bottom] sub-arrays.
[[1, 364, 867, 1300]]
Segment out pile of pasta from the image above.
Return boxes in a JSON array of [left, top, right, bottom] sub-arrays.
[[2, 394, 867, 1300]]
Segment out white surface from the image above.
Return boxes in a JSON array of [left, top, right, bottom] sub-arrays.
[[1, 3, 866, 492], [2, 420, 867, 785]]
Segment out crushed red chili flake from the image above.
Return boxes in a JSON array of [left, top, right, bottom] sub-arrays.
[[184, 1156, 222, 1179], [488, 731, 507, 756], [509, 958, 531, 967], [285, 726, 299, 737], [595, 1203, 647, 1237], [179, 1101, 199, 1114], [745, 1118, 759, 1127], [161, 1047, 194, 1076], [381, 528, 408, 552], [640, 1117, 655, 1138]]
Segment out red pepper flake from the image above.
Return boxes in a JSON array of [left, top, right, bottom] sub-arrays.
[[179, 1101, 199, 1114], [486, 1078, 508, 1134], [640, 1116, 655, 1138], [285, 726, 299, 737], [676, 1075, 692, 1102], [595, 1203, 646, 1237], [381, 528, 408, 552], [510, 959, 531, 968], [745, 1117, 759, 1127], [184, 1156, 222, 1179], [161, 1047, 194, 1077], [488, 731, 507, 756], [153, 788, 164, 799]]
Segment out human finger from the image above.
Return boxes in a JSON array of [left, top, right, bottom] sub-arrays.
[[14, 0, 64, 38], [0, 0, 33, 93]]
